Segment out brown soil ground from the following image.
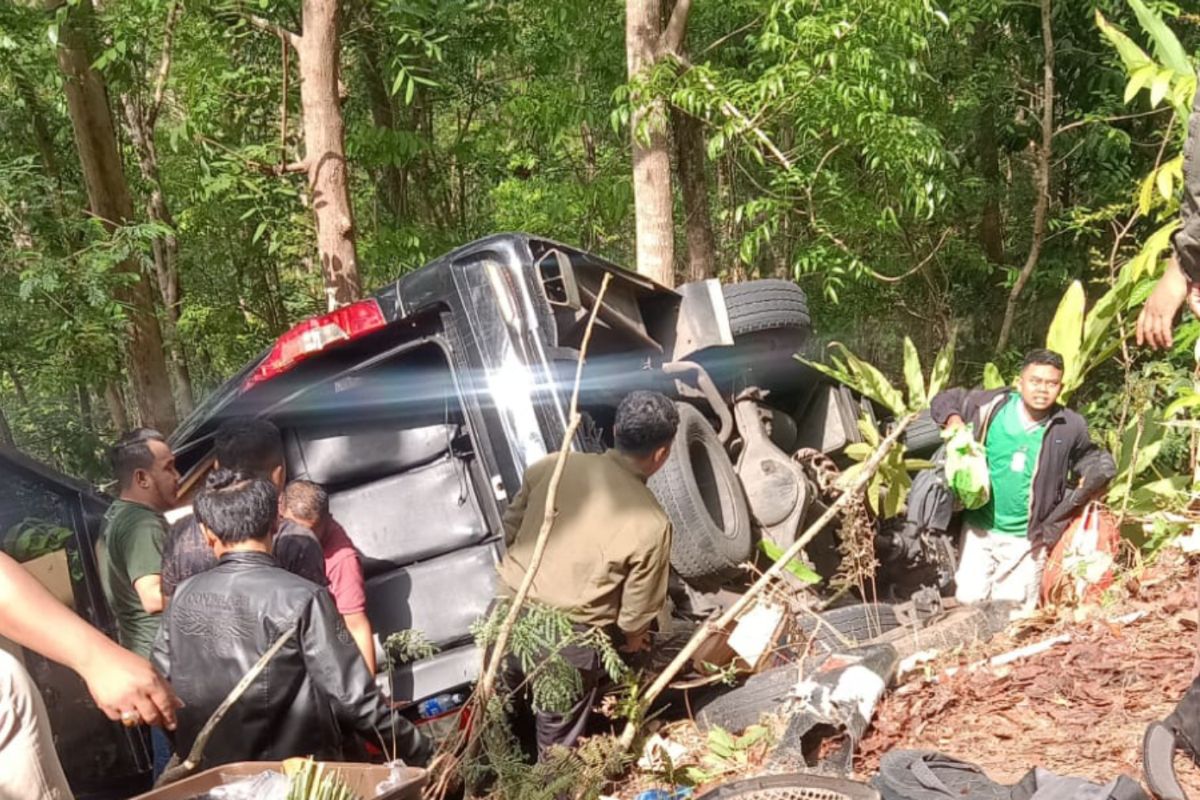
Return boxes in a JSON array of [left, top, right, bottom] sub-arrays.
[[856, 549, 1200, 792]]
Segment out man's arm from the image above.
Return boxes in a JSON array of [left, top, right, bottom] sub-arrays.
[[298, 591, 431, 764], [0, 553, 178, 728], [1138, 80, 1200, 349], [500, 456, 553, 547], [344, 612, 377, 674], [133, 574, 164, 614], [616, 522, 672, 651], [1038, 428, 1118, 546]]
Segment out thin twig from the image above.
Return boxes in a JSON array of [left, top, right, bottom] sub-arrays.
[[868, 229, 953, 284], [429, 273, 614, 798], [241, 11, 301, 50], [617, 413, 917, 751], [146, 0, 182, 130]]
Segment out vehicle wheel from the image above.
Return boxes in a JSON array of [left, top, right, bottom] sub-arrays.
[[796, 603, 902, 651], [723, 279, 812, 342], [694, 280, 813, 394], [697, 772, 880, 800], [903, 410, 943, 458], [649, 404, 753, 586], [695, 643, 898, 733]]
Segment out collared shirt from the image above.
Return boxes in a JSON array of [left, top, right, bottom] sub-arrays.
[[496, 450, 671, 633]]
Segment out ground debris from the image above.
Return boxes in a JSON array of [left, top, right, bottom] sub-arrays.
[[857, 551, 1200, 791]]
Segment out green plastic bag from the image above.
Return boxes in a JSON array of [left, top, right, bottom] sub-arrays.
[[945, 425, 990, 510]]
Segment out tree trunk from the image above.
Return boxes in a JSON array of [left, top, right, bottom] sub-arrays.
[[977, 100, 1006, 265], [105, 380, 130, 433], [9, 371, 29, 408], [77, 384, 94, 435], [0, 408, 13, 449], [672, 108, 717, 283], [120, 96, 195, 417], [995, 0, 1054, 355], [627, 0, 676, 287], [297, 0, 362, 310], [51, 0, 178, 433], [358, 32, 408, 221]]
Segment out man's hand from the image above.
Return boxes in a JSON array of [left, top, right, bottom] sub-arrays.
[[944, 414, 965, 430], [1137, 257, 1200, 350], [620, 629, 652, 654], [78, 644, 180, 730]]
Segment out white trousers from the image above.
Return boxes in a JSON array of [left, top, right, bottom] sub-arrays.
[[0, 649, 71, 800], [954, 524, 1045, 612]]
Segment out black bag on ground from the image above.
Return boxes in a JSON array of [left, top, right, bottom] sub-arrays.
[[873, 750, 1148, 800]]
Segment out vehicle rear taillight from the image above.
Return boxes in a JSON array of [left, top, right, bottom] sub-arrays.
[[244, 298, 386, 389]]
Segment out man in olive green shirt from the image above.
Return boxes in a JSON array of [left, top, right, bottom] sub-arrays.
[[496, 391, 678, 757], [97, 427, 179, 777], [98, 428, 178, 658]]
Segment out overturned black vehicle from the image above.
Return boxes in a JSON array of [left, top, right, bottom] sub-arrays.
[[0, 233, 952, 795]]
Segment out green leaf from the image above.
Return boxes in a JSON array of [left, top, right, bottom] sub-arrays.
[[1095, 10, 1152, 73], [759, 540, 822, 584], [982, 362, 1006, 390], [927, 336, 955, 399], [831, 343, 906, 415], [1150, 70, 1173, 107], [844, 442, 873, 461], [1125, 64, 1157, 102], [708, 727, 737, 759], [857, 415, 881, 446], [902, 337, 926, 410], [1128, 0, 1192, 78], [1165, 392, 1200, 418], [1046, 281, 1084, 390]]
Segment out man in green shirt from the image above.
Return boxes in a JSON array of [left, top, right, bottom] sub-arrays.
[[931, 349, 1115, 613], [98, 428, 178, 659]]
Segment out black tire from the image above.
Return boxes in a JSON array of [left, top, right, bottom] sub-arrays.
[[695, 643, 898, 733], [903, 410, 942, 458], [699, 279, 813, 393], [796, 603, 901, 651], [695, 661, 810, 733], [697, 772, 880, 800], [649, 405, 753, 585], [723, 279, 812, 340]]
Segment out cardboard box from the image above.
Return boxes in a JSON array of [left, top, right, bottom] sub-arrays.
[[21, 550, 75, 610]]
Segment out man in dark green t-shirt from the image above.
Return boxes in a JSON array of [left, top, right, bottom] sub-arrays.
[[931, 349, 1115, 613], [98, 428, 179, 659]]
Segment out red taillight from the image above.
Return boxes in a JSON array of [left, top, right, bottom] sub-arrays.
[[244, 299, 386, 389]]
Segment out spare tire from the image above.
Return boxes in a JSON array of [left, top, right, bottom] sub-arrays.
[[903, 410, 942, 459], [697, 280, 813, 393], [649, 404, 752, 586], [796, 603, 902, 652]]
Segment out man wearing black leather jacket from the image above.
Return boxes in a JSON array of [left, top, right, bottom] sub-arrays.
[[152, 469, 431, 769]]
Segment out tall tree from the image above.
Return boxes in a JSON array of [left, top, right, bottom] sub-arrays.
[[119, 0, 194, 415], [626, 0, 692, 287], [995, 0, 1054, 354], [672, 108, 716, 282], [50, 0, 178, 433], [248, 0, 363, 310]]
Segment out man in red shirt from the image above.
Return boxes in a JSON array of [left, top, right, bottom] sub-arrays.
[[280, 481, 375, 674]]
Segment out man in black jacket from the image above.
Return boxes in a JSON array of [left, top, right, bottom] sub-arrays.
[[152, 469, 430, 769], [930, 349, 1116, 612]]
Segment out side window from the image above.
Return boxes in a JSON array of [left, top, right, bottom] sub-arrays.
[[0, 468, 82, 606]]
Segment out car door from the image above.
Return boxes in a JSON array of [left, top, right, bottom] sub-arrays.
[[0, 447, 151, 798]]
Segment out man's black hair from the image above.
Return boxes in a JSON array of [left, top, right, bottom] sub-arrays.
[[1021, 348, 1065, 373], [110, 428, 167, 490], [614, 391, 679, 455], [194, 468, 278, 544], [282, 480, 329, 523], [213, 417, 284, 479]]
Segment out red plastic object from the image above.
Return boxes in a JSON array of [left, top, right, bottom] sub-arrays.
[[245, 299, 386, 389], [1041, 502, 1120, 605]]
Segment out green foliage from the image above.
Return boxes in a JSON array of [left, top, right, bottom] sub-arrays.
[[472, 600, 626, 715], [802, 335, 953, 417], [381, 629, 439, 669], [758, 539, 821, 584]]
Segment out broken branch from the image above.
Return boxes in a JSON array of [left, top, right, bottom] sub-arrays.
[[659, 0, 693, 58], [242, 12, 301, 51], [617, 412, 918, 751]]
